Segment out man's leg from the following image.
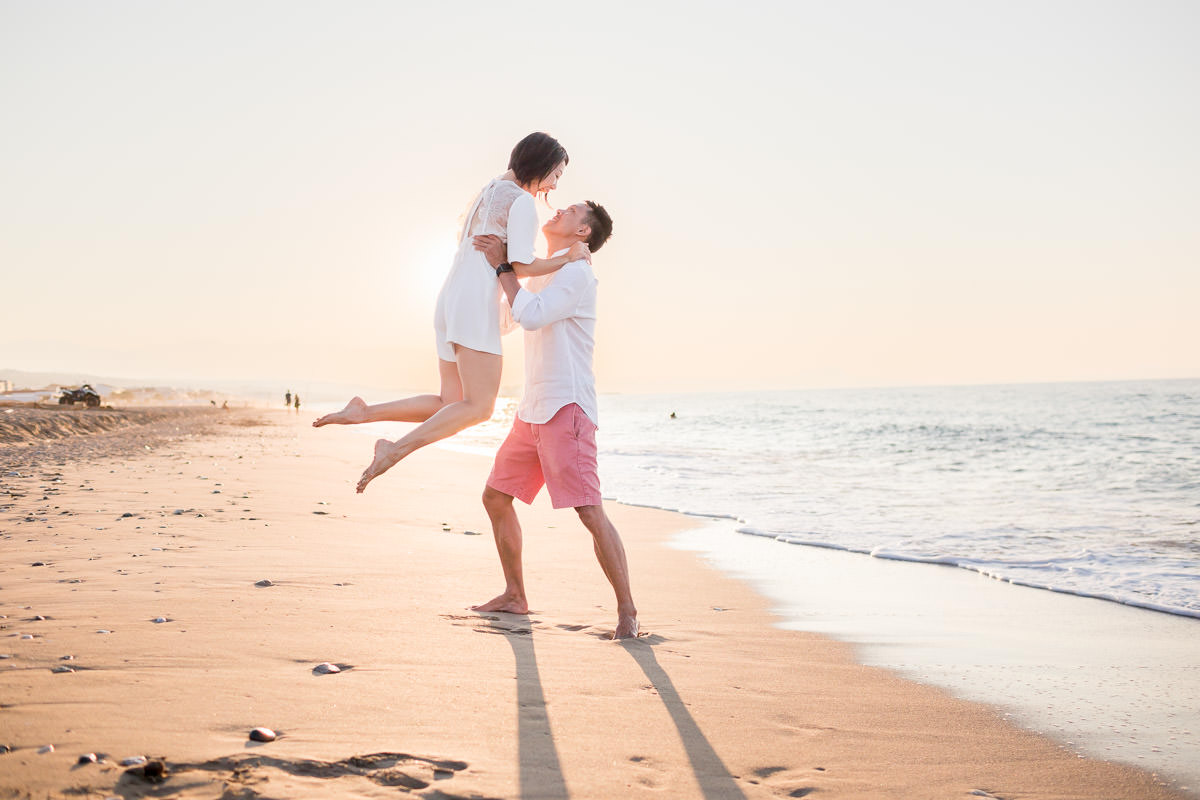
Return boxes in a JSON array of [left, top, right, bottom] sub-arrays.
[[575, 504, 638, 639], [473, 486, 529, 614], [313, 359, 464, 427]]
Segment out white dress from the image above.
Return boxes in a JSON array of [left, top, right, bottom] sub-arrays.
[[433, 178, 537, 362]]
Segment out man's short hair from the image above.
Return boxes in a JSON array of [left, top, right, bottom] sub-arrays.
[[583, 201, 613, 252]]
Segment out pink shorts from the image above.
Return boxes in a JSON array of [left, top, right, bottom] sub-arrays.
[[486, 403, 601, 509]]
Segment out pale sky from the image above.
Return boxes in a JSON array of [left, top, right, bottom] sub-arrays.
[[2, 1, 1197, 394]]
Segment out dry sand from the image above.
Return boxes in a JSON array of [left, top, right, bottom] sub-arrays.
[[0, 409, 1187, 799]]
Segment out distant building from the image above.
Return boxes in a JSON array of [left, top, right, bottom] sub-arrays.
[[0, 380, 12, 393]]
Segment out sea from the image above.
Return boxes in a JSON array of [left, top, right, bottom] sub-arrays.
[[450, 378, 1200, 620]]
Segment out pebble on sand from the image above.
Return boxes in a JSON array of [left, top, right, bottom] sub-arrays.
[[120, 755, 148, 766], [151, 616, 169, 623], [249, 727, 277, 742], [96, 629, 112, 634], [78, 753, 98, 764], [0, 744, 12, 754], [51, 665, 75, 674], [313, 662, 341, 675], [38, 745, 54, 754], [254, 579, 274, 587]]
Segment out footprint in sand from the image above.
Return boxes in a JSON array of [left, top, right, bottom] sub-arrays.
[[741, 765, 821, 798], [130, 751, 472, 795]]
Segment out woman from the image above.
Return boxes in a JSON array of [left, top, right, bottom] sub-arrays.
[[314, 132, 589, 493]]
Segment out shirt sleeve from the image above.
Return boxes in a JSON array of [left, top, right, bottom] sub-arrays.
[[498, 295, 519, 336], [510, 263, 593, 330], [505, 192, 538, 265]]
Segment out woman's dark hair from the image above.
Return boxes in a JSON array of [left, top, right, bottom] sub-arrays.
[[508, 132, 568, 189]]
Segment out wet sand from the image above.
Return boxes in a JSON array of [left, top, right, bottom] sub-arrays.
[[0, 409, 1188, 798]]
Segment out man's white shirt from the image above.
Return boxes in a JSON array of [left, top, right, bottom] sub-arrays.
[[508, 248, 598, 426]]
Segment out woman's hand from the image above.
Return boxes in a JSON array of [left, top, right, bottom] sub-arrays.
[[568, 241, 591, 264], [473, 235, 507, 269]]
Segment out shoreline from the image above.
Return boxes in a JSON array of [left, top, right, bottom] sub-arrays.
[[674, 522, 1200, 794], [1, 409, 1190, 798]]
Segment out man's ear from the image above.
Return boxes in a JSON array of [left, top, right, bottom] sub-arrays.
[[577, 223, 592, 242]]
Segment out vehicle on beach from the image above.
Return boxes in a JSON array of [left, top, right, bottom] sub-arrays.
[[58, 384, 102, 408]]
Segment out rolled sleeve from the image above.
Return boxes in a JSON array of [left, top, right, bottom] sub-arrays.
[[511, 262, 593, 330]]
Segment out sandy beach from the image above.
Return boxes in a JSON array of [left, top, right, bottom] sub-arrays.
[[0, 407, 1189, 799]]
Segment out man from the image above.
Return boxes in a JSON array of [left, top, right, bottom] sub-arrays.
[[470, 201, 638, 639]]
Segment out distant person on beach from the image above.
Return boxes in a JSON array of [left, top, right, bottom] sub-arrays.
[[293, 394, 301, 412], [472, 201, 639, 638], [285, 390, 292, 408], [314, 132, 590, 493]]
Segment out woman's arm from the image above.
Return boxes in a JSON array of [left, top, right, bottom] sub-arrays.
[[511, 241, 590, 277], [473, 237, 590, 277]]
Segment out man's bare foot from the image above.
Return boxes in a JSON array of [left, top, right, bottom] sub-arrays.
[[356, 439, 405, 493], [613, 614, 639, 639], [470, 592, 529, 615], [313, 396, 368, 427]]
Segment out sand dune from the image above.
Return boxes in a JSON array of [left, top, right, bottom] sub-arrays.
[[0, 406, 220, 446]]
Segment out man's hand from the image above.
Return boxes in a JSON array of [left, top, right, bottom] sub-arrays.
[[568, 241, 591, 264], [473, 235, 507, 269]]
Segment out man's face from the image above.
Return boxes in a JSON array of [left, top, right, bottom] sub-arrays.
[[542, 203, 590, 241]]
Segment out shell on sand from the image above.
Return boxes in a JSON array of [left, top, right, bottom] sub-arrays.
[[313, 662, 341, 675], [249, 727, 276, 742], [78, 753, 98, 764], [51, 665, 74, 674], [151, 617, 168, 623], [38, 745, 54, 754], [254, 579, 273, 587], [121, 755, 147, 766]]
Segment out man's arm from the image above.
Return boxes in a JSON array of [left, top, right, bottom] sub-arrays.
[[509, 266, 592, 330], [472, 235, 591, 330], [474, 235, 523, 307]]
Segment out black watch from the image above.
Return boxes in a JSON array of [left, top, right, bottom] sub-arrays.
[[495, 262, 515, 277]]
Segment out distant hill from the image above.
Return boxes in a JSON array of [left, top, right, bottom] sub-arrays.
[[0, 368, 417, 405]]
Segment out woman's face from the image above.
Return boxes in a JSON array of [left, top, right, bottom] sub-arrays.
[[535, 160, 566, 194]]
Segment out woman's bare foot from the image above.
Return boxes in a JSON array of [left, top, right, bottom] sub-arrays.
[[313, 396, 368, 427], [470, 592, 529, 615], [613, 614, 639, 640], [356, 439, 406, 493]]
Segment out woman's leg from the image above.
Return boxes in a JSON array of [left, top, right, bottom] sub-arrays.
[[356, 345, 502, 493], [313, 360, 463, 427]]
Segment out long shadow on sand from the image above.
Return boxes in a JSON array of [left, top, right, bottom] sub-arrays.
[[504, 622, 570, 800], [621, 640, 747, 800]]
